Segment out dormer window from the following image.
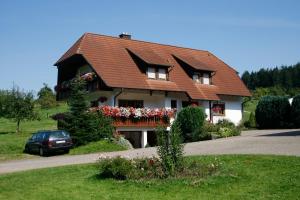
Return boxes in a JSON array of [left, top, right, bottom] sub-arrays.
[[193, 72, 211, 84], [147, 67, 156, 79], [147, 67, 167, 80]]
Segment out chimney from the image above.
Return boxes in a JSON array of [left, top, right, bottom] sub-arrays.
[[119, 32, 131, 39]]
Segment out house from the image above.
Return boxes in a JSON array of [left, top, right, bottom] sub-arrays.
[[54, 33, 251, 148]]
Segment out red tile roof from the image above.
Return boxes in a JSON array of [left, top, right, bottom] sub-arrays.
[[55, 33, 251, 100]]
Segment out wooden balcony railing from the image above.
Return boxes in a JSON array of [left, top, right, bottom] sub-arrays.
[[113, 117, 169, 128]]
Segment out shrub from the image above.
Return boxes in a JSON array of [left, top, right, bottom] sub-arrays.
[[255, 96, 291, 129], [113, 136, 133, 149], [175, 106, 206, 142], [291, 94, 300, 127], [215, 119, 241, 137], [98, 156, 133, 180], [156, 123, 184, 177]]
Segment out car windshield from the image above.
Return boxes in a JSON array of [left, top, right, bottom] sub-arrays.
[[49, 131, 70, 139]]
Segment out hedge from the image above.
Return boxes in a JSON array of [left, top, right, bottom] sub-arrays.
[[255, 96, 291, 129]]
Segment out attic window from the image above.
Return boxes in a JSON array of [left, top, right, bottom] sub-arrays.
[[193, 72, 211, 85], [147, 67, 167, 80], [147, 67, 156, 79]]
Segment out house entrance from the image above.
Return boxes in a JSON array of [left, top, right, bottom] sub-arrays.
[[120, 131, 142, 148]]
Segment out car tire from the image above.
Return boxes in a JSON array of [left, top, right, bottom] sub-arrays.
[[24, 145, 30, 153], [39, 147, 47, 157], [64, 149, 70, 154]]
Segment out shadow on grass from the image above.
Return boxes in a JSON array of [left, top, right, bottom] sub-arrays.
[[258, 130, 300, 137], [0, 131, 14, 135]]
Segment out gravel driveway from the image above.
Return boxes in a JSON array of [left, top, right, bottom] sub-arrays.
[[0, 129, 299, 174]]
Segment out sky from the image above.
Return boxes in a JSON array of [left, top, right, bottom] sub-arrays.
[[0, 0, 299, 93]]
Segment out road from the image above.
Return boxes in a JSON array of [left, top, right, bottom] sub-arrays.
[[0, 129, 299, 174]]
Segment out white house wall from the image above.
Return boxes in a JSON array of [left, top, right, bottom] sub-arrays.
[[212, 96, 243, 125]]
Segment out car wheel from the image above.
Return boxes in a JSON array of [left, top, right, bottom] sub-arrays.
[[24, 145, 30, 153], [39, 148, 46, 156], [64, 149, 70, 154]]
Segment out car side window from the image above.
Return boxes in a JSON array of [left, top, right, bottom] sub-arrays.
[[31, 134, 37, 141], [37, 133, 44, 141]]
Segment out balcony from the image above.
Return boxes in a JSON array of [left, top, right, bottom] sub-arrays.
[[89, 106, 176, 128]]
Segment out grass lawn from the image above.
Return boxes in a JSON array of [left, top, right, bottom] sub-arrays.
[[0, 103, 124, 161], [243, 99, 258, 121], [0, 155, 299, 200]]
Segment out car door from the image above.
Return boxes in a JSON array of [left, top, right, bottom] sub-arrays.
[[27, 134, 37, 152], [31, 133, 41, 152]]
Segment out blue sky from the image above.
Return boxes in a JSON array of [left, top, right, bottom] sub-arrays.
[[0, 0, 299, 93]]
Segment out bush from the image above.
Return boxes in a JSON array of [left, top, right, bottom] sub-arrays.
[[255, 96, 291, 129], [291, 94, 300, 127], [156, 123, 184, 177], [175, 106, 206, 142], [216, 119, 241, 137], [113, 136, 133, 149], [98, 156, 133, 180]]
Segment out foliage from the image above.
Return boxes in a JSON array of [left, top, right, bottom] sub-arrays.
[[216, 119, 241, 137], [156, 127, 174, 177], [156, 123, 184, 177], [291, 94, 300, 128], [57, 78, 114, 146], [98, 156, 133, 180], [174, 106, 206, 142], [37, 83, 57, 109], [241, 62, 300, 92], [255, 96, 291, 129], [244, 111, 256, 128], [2, 86, 38, 133], [201, 119, 241, 138], [97, 155, 218, 181], [90, 106, 176, 120]]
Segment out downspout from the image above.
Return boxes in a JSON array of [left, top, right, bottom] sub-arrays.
[[209, 100, 213, 123], [113, 88, 123, 107]]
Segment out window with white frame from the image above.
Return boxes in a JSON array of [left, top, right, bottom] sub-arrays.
[[147, 67, 168, 80], [147, 67, 156, 79], [211, 101, 225, 116], [158, 68, 167, 80], [193, 72, 211, 85], [202, 73, 210, 84]]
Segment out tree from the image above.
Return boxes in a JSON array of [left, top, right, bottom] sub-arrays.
[[37, 83, 56, 109], [4, 86, 38, 133], [58, 77, 113, 145]]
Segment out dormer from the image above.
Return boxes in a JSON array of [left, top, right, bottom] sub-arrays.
[[173, 54, 215, 85], [126, 48, 171, 81]]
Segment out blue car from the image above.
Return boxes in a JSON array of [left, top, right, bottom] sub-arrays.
[[25, 130, 73, 156]]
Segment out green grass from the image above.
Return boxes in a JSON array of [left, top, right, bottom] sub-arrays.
[[70, 140, 126, 155], [0, 103, 124, 161], [0, 155, 299, 200], [243, 99, 258, 121]]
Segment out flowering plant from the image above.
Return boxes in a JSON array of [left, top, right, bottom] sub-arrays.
[[89, 106, 176, 119], [80, 72, 97, 81]]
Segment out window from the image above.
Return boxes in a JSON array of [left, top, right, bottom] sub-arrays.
[[118, 100, 144, 108], [147, 67, 156, 79], [202, 73, 210, 85], [158, 68, 167, 80], [171, 100, 177, 109], [147, 67, 168, 80], [193, 72, 211, 85], [211, 102, 225, 116]]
